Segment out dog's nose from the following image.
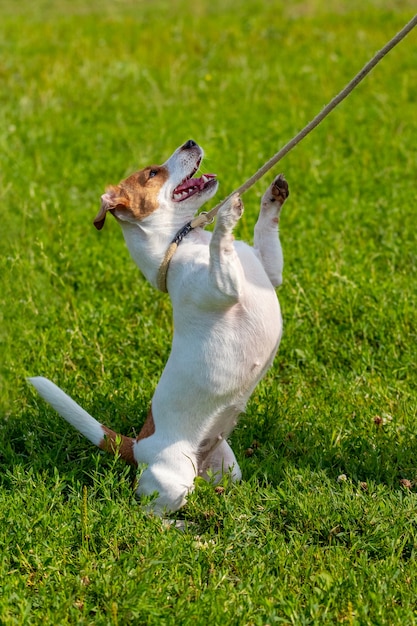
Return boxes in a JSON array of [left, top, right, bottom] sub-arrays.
[[183, 139, 197, 149]]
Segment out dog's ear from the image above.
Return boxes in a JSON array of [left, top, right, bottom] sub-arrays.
[[93, 186, 129, 230]]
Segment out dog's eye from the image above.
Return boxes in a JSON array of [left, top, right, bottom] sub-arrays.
[[149, 169, 158, 179]]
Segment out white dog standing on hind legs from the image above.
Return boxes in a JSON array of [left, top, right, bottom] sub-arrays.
[[29, 139, 289, 515]]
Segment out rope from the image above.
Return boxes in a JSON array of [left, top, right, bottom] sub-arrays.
[[157, 13, 417, 293]]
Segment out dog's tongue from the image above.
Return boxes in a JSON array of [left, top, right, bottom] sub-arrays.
[[175, 174, 216, 193]]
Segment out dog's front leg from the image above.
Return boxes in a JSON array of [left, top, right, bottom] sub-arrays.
[[254, 174, 289, 287], [207, 194, 244, 303]]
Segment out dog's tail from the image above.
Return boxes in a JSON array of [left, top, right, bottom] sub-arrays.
[[28, 376, 138, 465]]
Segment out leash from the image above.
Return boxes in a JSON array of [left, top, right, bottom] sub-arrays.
[[157, 13, 417, 293]]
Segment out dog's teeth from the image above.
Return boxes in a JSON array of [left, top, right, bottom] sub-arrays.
[[174, 191, 189, 200]]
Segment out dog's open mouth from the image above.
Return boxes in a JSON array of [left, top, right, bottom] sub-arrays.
[[173, 170, 217, 202]]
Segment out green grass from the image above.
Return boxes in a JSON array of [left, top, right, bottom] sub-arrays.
[[1, 0, 417, 623]]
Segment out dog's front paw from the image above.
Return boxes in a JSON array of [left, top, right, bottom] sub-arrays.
[[230, 193, 244, 219], [218, 193, 244, 231], [264, 174, 289, 206], [260, 174, 289, 223]]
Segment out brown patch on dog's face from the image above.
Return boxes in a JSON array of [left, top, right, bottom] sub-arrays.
[[94, 164, 169, 230]]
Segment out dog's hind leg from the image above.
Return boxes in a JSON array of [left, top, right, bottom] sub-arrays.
[[199, 439, 242, 484], [254, 174, 289, 287], [133, 436, 201, 514]]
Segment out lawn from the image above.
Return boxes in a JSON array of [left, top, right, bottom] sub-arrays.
[[1, 0, 417, 623]]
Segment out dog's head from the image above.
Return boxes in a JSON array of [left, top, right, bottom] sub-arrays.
[[94, 140, 218, 230]]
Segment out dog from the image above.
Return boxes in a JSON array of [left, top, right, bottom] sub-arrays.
[[29, 139, 289, 514]]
